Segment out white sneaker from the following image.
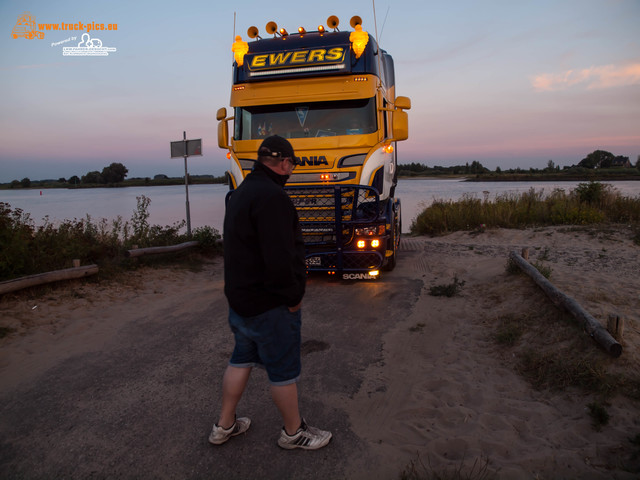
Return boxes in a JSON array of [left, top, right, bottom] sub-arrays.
[[277, 418, 332, 450], [208, 417, 251, 445]]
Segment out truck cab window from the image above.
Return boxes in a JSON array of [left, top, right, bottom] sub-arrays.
[[235, 97, 377, 140]]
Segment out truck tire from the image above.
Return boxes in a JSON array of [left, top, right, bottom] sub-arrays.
[[384, 248, 396, 271], [383, 202, 401, 271]]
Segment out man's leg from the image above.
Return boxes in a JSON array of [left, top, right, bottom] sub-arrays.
[[271, 383, 301, 435], [273, 382, 332, 450], [218, 365, 252, 428]]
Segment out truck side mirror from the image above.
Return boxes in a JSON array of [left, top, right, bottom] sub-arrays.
[[217, 107, 230, 148], [218, 120, 229, 149], [392, 110, 409, 141], [395, 96, 411, 110], [392, 96, 410, 141]]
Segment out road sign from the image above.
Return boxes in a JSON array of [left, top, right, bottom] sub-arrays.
[[170, 139, 202, 158], [170, 132, 203, 237]]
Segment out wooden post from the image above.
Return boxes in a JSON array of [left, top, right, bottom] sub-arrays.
[[72, 259, 81, 268], [125, 241, 199, 258], [521, 247, 529, 260], [0, 265, 99, 295], [509, 250, 622, 358], [607, 314, 624, 341]]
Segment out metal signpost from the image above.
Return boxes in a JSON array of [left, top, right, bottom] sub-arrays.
[[170, 132, 202, 236]]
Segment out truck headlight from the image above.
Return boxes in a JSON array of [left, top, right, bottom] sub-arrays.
[[355, 225, 385, 236]]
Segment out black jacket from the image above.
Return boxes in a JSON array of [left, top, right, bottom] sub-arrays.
[[223, 162, 306, 317]]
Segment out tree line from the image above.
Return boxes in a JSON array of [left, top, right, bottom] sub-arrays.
[[6, 150, 640, 188], [398, 150, 640, 176], [7, 162, 129, 188], [5, 162, 228, 189]]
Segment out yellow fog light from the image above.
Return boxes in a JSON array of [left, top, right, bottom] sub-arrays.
[[357, 240, 366, 249], [371, 239, 380, 248], [369, 270, 379, 277]]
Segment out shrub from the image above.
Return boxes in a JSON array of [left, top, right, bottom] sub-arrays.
[[192, 225, 222, 251], [411, 183, 640, 235], [429, 275, 465, 297], [0, 196, 221, 281], [575, 181, 606, 205]]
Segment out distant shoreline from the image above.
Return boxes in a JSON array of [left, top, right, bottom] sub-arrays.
[[2, 172, 639, 191], [463, 174, 640, 182], [0, 177, 227, 191], [399, 173, 640, 182]]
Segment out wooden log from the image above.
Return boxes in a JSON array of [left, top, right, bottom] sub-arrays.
[[125, 241, 199, 258], [508, 250, 622, 358], [0, 265, 99, 295]]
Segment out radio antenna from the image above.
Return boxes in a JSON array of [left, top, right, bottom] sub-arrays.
[[372, 0, 380, 47], [372, 0, 384, 90], [232, 11, 237, 64], [379, 6, 390, 44]]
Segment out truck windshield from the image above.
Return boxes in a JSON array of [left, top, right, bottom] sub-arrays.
[[234, 97, 377, 140]]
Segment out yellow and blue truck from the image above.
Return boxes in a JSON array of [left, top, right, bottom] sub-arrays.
[[217, 15, 411, 279]]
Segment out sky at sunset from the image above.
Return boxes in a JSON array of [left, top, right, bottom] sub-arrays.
[[1, 0, 639, 183]]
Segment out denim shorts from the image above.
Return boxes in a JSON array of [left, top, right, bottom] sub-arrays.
[[228, 305, 302, 386]]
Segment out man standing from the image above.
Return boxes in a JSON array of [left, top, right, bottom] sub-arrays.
[[210, 135, 332, 450]]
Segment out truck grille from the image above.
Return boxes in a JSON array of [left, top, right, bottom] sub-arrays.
[[287, 185, 381, 245], [285, 185, 387, 273]]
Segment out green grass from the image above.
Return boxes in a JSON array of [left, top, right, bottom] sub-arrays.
[[410, 182, 640, 236], [530, 261, 553, 279], [0, 195, 222, 282], [494, 308, 637, 400], [489, 307, 640, 480], [517, 348, 617, 395], [492, 306, 640, 430], [499, 247, 639, 405], [493, 314, 525, 346], [0, 326, 16, 339], [429, 276, 465, 297], [587, 401, 610, 431]]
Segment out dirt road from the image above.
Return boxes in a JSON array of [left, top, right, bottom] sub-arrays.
[[2, 228, 639, 479], [0, 240, 426, 479]]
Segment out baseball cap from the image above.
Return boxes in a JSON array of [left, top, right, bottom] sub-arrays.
[[258, 135, 295, 159]]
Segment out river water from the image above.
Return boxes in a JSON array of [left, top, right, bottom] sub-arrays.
[[2, 179, 639, 234]]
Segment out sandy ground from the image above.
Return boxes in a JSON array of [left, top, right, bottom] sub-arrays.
[[1, 226, 639, 479]]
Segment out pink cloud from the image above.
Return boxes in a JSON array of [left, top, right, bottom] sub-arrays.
[[532, 62, 640, 91]]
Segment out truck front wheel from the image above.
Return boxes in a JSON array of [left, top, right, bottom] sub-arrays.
[[383, 203, 401, 271], [384, 247, 397, 271]]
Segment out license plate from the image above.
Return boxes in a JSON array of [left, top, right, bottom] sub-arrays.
[[306, 256, 322, 266]]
